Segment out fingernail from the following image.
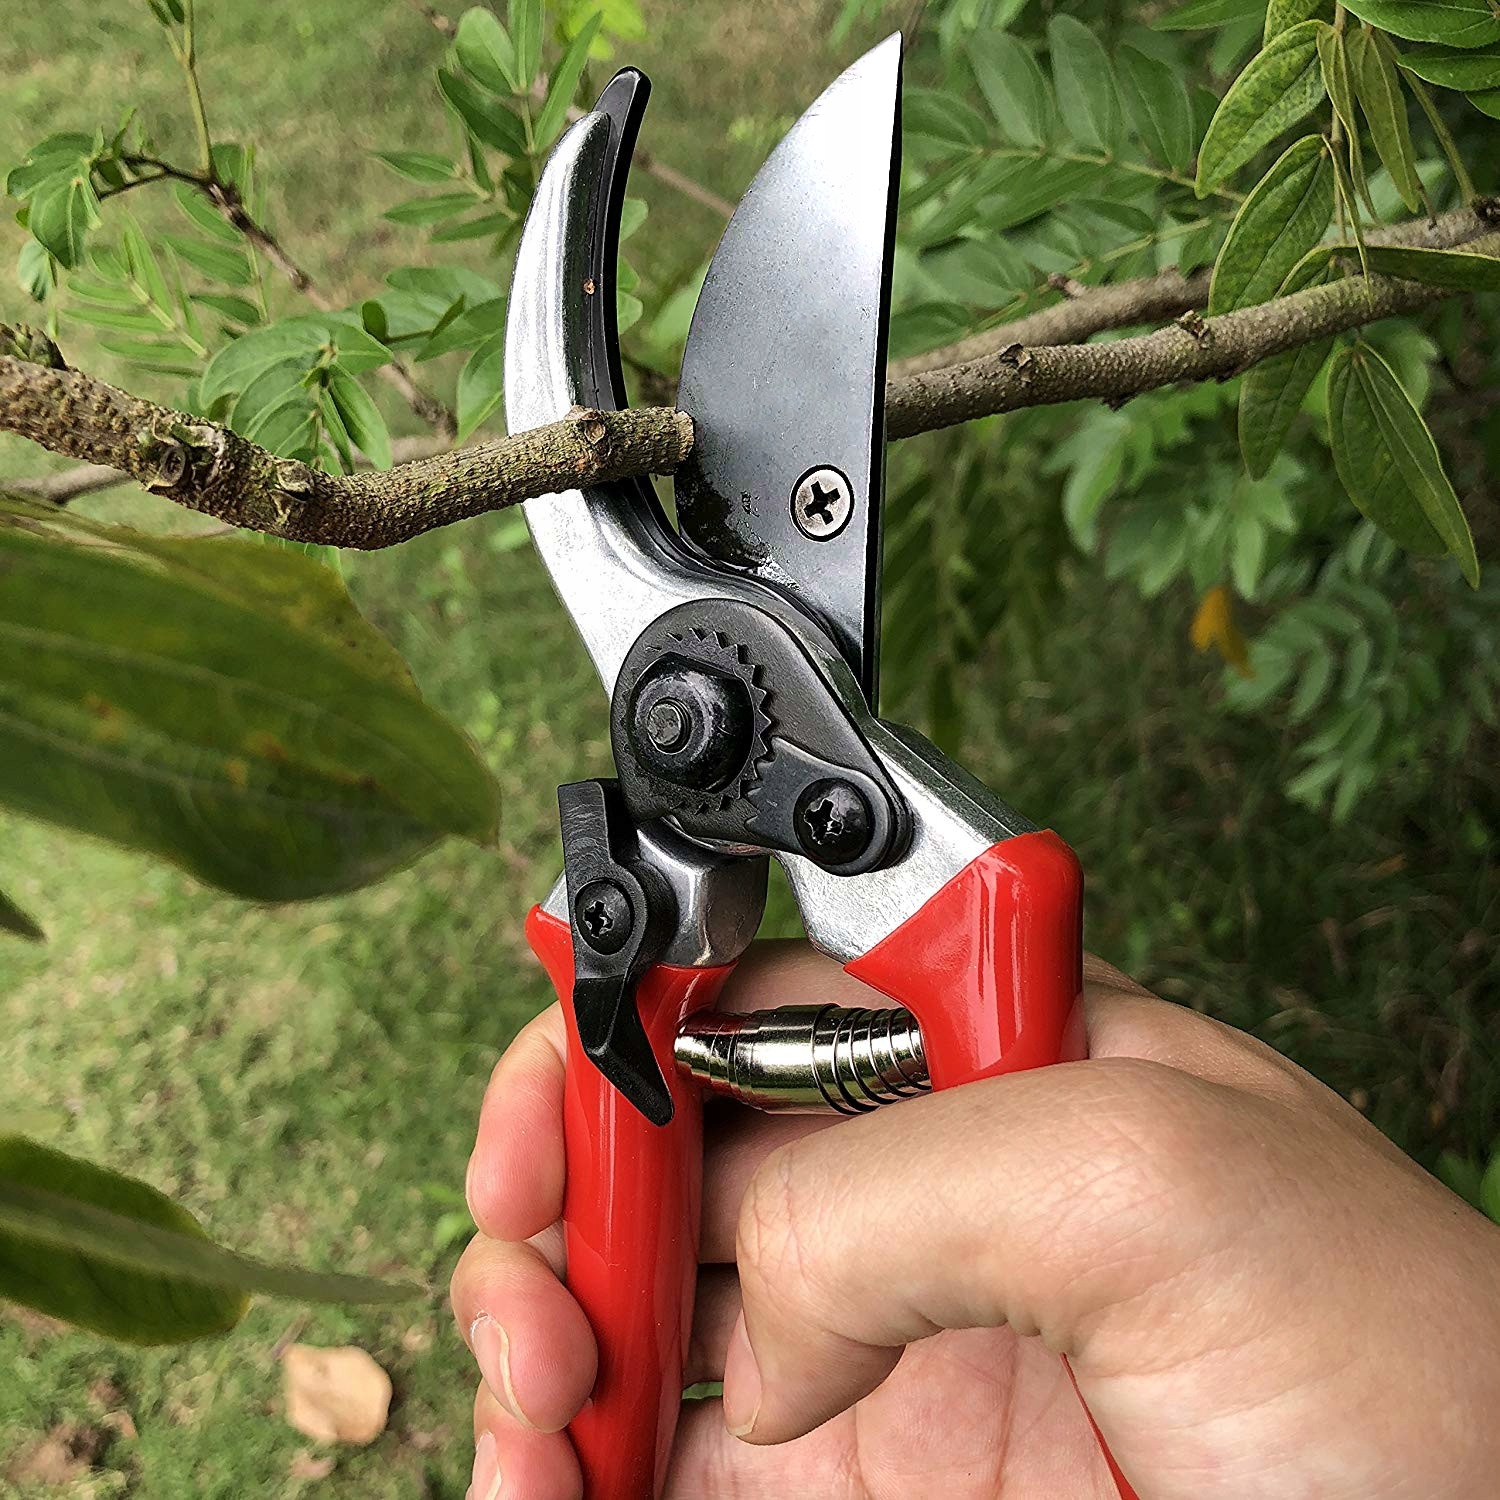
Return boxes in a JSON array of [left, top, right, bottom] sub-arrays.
[[470, 1430, 501, 1500], [721, 1315, 762, 1439], [464, 1150, 479, 1219], [470, 1313, 534, 1429]]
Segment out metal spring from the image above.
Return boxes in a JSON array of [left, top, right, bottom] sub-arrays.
[[674, 1004, 930, 1114]]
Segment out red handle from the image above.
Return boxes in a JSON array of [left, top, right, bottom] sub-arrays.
[[526, 905, 735, 1500], [845, 830, 1139, 1500]]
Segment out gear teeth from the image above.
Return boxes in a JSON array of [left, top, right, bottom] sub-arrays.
[[646, 625, 774, 809]]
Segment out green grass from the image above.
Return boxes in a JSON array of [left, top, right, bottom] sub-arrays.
[[2, 2, 1498, 1495]]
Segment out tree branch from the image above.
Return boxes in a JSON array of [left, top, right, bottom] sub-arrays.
[[891, 203, 1497, 377], [885, 228, 1500, 437], [0, 350, 691, 546], [3, 210, 1497, 548]]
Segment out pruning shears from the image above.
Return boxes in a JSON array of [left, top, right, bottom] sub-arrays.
[[504, 35, 1134, 1500]]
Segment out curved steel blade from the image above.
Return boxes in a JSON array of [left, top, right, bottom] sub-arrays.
[[674, 33, 902, 705]]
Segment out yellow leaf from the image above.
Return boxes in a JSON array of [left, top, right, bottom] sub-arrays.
[[1190, 585, 1254, 676]]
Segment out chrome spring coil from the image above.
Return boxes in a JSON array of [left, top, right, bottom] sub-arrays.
[[674, 1004, 930, 1114]]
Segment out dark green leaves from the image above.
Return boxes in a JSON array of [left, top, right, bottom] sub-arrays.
[[1399, 43, 1500, 89], [1156, 0, 1268, 29], [1327, 345, 1478, 584], [1360, 244, 1500, 289], [1349, 28, 1422, 213], [0, 1137, 417, 1345], [456, 330, 506, 441], [1238, 257, 1334, 476], [968, 32, 1054, 146], [1047, 16, 1122, 154], [535, 12, 602, 149], [1340, 1, 1500, 48], [438, 68, 527, 156], [375, 150, 458, 184], [0, 501, 500, 900], [455, 6, 520, 93], [509, 0, 544, 91], [325, 365, 393, 468], [1118, 47, 1196, 172], [0, 890, 44, 942], [1210, 135, 1332, 314], [1196, 20, 1327, 192], [28, 170, 100, 269], [1265, 0, 1332, 41]]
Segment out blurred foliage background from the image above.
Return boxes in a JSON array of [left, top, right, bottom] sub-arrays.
[[1, 0, 1498, 1493]]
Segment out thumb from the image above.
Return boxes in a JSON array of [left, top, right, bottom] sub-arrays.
[[722, 1053, 1249, 1445]]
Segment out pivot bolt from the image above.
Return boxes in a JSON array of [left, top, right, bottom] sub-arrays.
[[574, 878, 633, 956], [793, 778, 873, 865], [644, 698, 692, 754], [790, 466, 853, 540]]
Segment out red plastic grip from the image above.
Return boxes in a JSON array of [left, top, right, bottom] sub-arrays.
[[846, 830, 1138, 1500], [525, 905, 735, 1500]]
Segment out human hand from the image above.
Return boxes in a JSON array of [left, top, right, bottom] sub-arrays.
[[451, 942, 1500, 1499]]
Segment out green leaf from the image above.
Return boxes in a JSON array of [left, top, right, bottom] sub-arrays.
[[17, 240, 56, 302], [121, 217, 174, 313], [438, 68, 528, 156], [1265, 0, 1331, 42], [1326, 344, 1479, 584], [66, 301, 166, 334], [147, 0, 186, 23], [1340, 0, 1500, 48], [455, 6, 519, 93], [619, 196, 647, 241], [1481, 1150, 1500, 1224], [617, 290, 643, 334], [325, 365, 393, 469], [509, 0, 543, 90], [1118, 47, 1196, 172], [535, 11, 603, 149], [1360, 244, 1500, 290], [415, 295, 508, 361], [0, 501, 500, 899], [1468, 84, 1500, 116], [1156, 0, 1267, 29], [1209, 136, 1333, 314], [374, 150, 458, 184], [0, 1137, 417, 1344], [1239, 333, 1332, 477], [28, 171, 99, 269], [191, 292, 262, 327], [1436, 1150, 1485, 1207], [1048, 14, 1123, 153], [172, 183, 242, 246], [429, 209, 515, 243], [1195, 20, 1327, 194], [968, 32, 1054, 147], [0, 889, 44, 942], [6, 134, 91, 198], [162, 233, 253, 287], [921, 236, 1033, 304], [905, 89, 990, 149], [382, 191, 485, 225], [1319, 25, 1373, 210], [1398, 42, 1500, 89], [1350, 28, 1422, 214], [456, 329, 506, 442]]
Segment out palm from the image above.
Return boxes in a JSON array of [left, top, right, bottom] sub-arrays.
[[672, 1326, 1116, 1498]]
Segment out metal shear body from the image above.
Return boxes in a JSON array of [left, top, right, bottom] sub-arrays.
[[504, 37, 1120, 1500]]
